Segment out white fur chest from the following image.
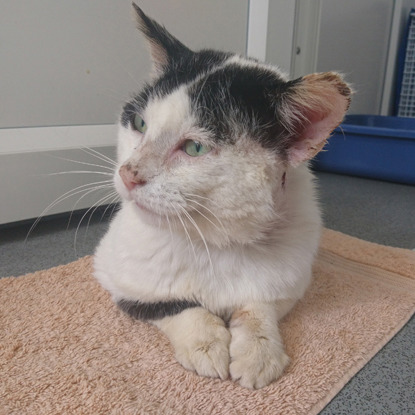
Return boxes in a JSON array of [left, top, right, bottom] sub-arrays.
[[94, 187, 319, 315]]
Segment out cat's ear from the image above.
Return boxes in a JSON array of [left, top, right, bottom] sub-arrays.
[[280, 72, 352, 167], [132, 3, 192, 75]]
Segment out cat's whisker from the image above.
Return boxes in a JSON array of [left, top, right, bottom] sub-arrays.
[[182, 193, 212, 202], [100, 192, 120, 221], [65, 183, 114, 230], [45, 153, 115, 172], [171, 205, 197, 262], [81, 192, 119, 246], [163, 208, 172, 234], [80, 147, 118, 168], [108, 196, 121, 220], [74, 190, 119, 254], [71, 185, 115, 225], [47, 171, 113, 177], [184, 199, 227, 236], [177, 205, 215, 276], [164, 212, 175, 247], [183, 195, 227, 235], [183, 193, 226, 222], [30, 148, 116, 237], [25, 180, 113, 242]]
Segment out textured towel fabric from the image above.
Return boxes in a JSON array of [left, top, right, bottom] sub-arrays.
[[1, 229, 414, 415]]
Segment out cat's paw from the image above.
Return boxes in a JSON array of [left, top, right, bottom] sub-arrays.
[[229, 320, 289, 389], [172, 312, 231, 380]]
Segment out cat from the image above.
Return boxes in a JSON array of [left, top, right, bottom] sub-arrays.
[[94, 3, 351, 389]]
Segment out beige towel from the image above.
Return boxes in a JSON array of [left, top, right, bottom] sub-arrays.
[[1, 229, 414, 415]]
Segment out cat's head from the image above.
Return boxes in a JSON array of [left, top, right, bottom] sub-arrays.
[[114, 4, 351, 246]]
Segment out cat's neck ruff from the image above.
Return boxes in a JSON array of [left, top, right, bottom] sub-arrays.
[[95, 166, 319, 315]]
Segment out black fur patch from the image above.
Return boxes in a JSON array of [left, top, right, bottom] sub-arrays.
[[122, 5, 297, 154], [120, 49, 231, 128], [117, 298, 200, 320], [152, 50, 232, 97], [121, 38, 294, 156], [189, 63, 290, 153]]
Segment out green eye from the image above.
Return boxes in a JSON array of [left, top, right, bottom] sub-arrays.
[[183, 140, 212, 157], [133, 114, 147, 134]]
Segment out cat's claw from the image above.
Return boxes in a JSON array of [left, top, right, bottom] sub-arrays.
[[229, 323, 289, 389]]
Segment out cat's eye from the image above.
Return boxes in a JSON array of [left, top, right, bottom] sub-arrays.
[[132, 114, 147, 134], [183, 140, 212, 157]]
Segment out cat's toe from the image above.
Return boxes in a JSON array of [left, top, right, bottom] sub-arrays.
[[230, 351, 289, 389], [174, 319, 231, 380], [229, 331, 289, 389]]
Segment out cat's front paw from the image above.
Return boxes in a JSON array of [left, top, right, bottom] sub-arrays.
[[171, 310, 231, 380], [229, 316, 289, 389]]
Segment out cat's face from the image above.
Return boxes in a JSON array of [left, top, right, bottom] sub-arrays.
[[114, 75, 284, 246], [113, 5, 351, 247]]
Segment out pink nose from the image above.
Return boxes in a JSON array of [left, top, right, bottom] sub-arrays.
[[119, 164, 147, 191]]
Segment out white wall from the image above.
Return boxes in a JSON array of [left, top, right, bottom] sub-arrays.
[[0, 0, 248, 130], [317, 0, 394, 115], [0, 0, 249, 224], [262, 0, 322, 78], [265, 0, 297, 74], [1, 145, 117, 225]]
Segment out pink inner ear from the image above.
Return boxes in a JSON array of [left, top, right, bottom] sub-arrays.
[[287, 95, 349, 167], [284, 71, 351, 167]]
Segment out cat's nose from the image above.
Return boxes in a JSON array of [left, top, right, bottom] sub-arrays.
[[119, 164, 147, 191]]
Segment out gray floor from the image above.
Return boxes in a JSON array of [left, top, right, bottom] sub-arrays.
[[316, 173, 415, 415], [1, 172, 414, 413]]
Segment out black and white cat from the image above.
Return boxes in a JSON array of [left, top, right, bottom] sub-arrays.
[[94, 4, 351, 389]]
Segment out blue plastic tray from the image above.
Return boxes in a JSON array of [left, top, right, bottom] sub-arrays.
[[312, 115, 415, 185]]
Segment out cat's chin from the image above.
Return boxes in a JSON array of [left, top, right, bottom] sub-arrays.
[[128, 199, 173, 230], [132, 200, 162, 222], [134, 200, 154, 215]]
